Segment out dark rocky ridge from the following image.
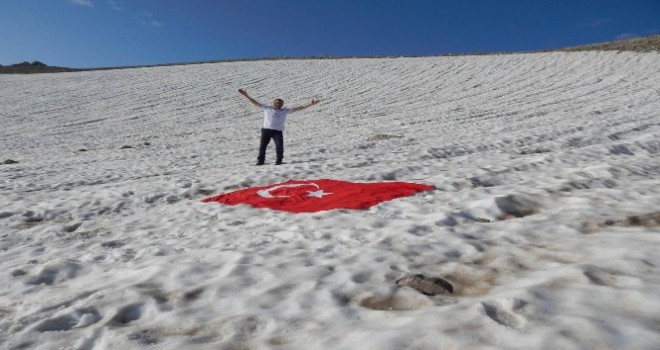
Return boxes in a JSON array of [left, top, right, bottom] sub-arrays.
[[0, 61, 78, 74]]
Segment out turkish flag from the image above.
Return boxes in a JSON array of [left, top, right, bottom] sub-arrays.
[[202, 179, 435, 213]]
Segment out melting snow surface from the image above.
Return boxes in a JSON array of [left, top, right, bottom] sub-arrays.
[[1, 52, 660, 349]]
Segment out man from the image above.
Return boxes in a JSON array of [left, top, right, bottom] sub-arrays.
[[238, 89, 320, 165]]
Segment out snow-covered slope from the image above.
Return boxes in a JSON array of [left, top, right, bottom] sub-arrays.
[[1, 52, 659, 349]]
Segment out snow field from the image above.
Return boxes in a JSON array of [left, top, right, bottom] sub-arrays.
[[1, 51, 660, 349]]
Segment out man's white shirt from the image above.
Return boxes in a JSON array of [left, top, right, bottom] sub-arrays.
[[261, 105, 292, 131]]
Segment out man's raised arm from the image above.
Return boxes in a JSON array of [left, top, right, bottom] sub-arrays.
[[238, 89, 263, 108], [291, 99, 320, 113]]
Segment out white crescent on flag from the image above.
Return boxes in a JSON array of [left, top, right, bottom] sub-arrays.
[[257, 182, 333, 199]]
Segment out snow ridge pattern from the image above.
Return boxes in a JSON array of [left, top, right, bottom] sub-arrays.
[[1, 52, 660, 349]]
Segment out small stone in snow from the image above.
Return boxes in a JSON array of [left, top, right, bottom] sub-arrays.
[[396, 274, 454, 295]]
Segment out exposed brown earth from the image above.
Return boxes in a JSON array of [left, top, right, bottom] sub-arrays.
[[558, 34, 660, 52]]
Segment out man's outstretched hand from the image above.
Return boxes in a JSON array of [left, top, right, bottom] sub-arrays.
[[238, 89, 248, 96], [310, 99, 320, 106]]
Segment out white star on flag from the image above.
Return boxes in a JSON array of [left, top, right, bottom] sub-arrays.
[[306, 189, 332, 198]]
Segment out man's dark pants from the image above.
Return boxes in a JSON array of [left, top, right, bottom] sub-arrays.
[[257, 128, 283, 164]]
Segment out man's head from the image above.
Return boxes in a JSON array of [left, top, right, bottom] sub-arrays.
[[273, 99, 284, 109]]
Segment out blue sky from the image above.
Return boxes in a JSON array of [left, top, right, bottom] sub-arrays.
[[1, 0, 659, 68]]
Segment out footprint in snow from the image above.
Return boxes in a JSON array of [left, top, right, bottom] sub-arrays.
[[110, 303, 144, 326], [481, 299, 527, 329], [34, 307, 102, 332], [24, 262, 82, 286]]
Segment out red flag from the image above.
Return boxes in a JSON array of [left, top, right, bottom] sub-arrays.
[[202, 179, 435, 213]]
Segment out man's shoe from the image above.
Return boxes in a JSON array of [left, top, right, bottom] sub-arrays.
[[275, 161, 284, 165], [255, 162, 265, 166]]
